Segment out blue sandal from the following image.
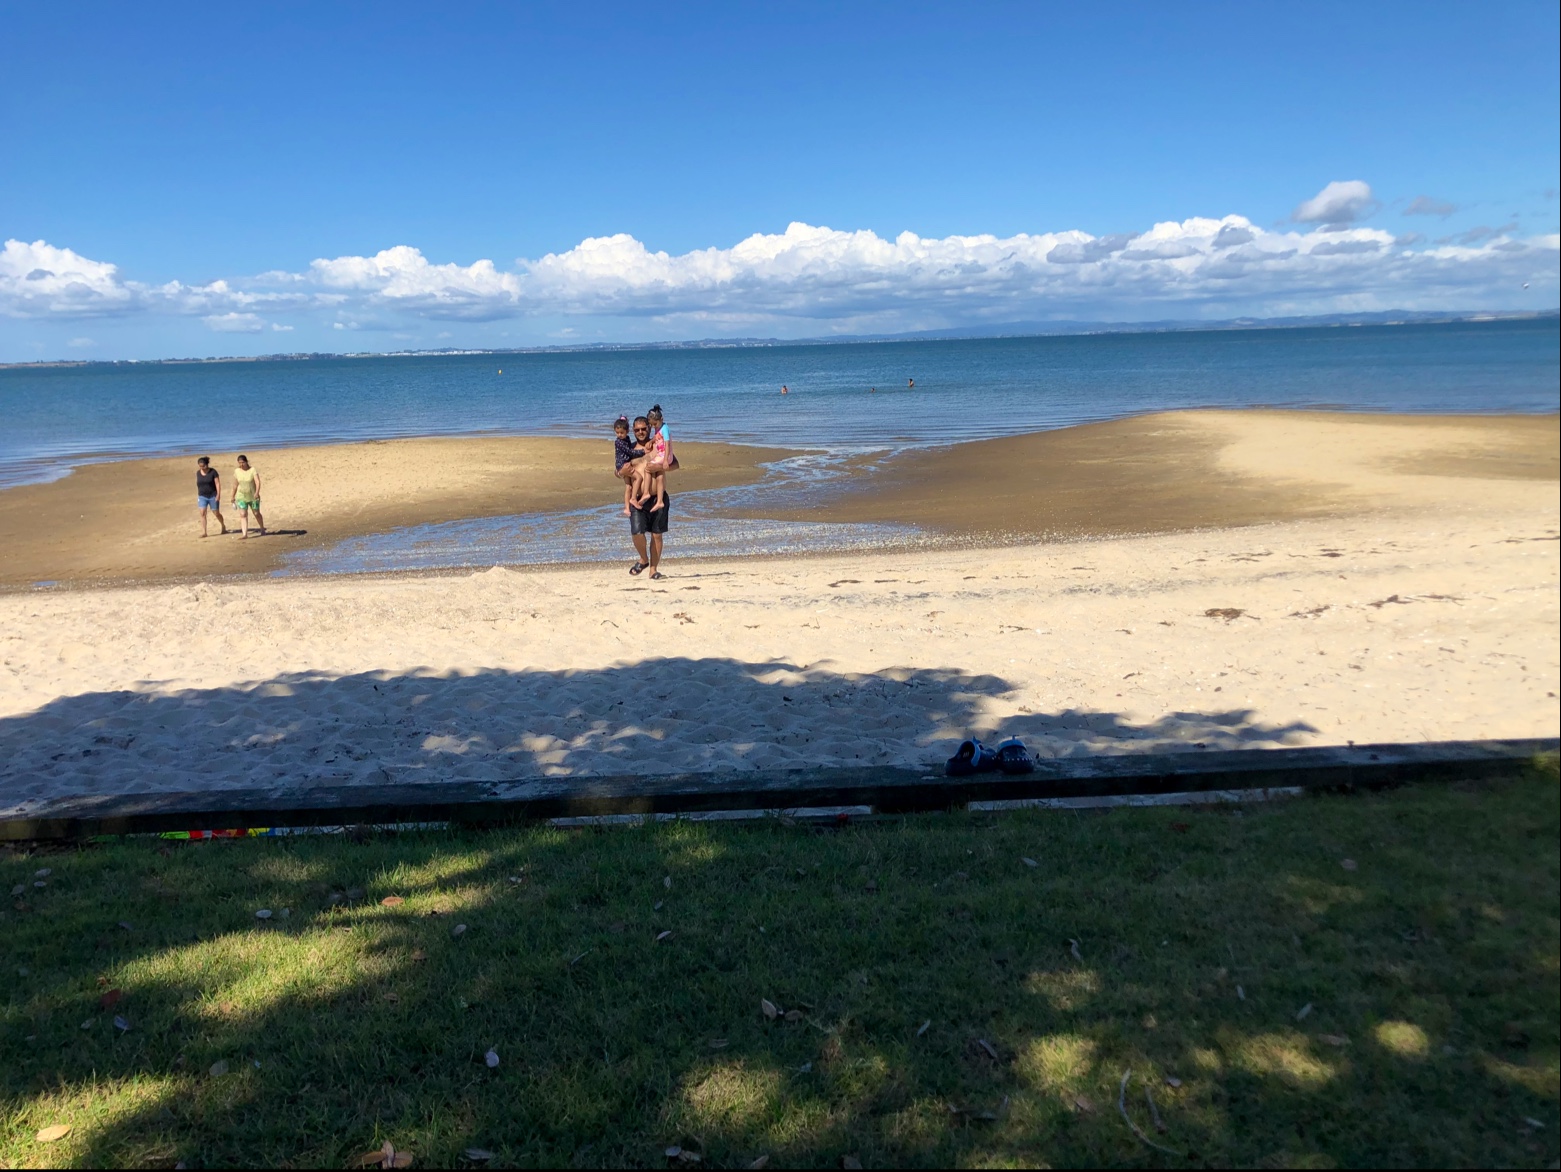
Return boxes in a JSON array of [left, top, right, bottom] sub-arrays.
[[946, 739, 999, 777], [994, 737, 1035, 774]]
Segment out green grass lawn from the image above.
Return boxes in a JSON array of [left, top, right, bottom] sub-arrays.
[[3, 766, 1557, 1169]]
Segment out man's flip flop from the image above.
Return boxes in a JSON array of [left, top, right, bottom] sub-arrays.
[[650, 571, 665, 580], [994, 737, 1035, 774], [629, 562, 648, 575], [945, 739, 999, 777]]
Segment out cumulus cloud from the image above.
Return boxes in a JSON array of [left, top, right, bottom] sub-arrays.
[[203, 311, 266, 333], [1293, 180, 1379, 226], [1404, 195, 1457, 217], [1213, 223, 1256, 249], [3, 182, 1556, 334], [0, 239, 139, 317], [308, 245, 522, 319], [1046, 233, 1132, 263]]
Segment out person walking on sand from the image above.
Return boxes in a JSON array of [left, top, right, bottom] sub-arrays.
[[626, 420, 670, 579], [195, 456, 226, 537], [628, 488, 669, 579], [230, 454, 265, 538]]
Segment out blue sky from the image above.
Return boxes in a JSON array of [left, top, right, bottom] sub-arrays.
[[2, 0, 1557, 361]]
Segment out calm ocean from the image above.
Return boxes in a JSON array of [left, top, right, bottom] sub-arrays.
[[1, 319, 1556, 490]]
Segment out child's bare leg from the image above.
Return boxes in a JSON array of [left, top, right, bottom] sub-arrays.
[[648, 469, 667, 512], [631, 466, 653, 507]]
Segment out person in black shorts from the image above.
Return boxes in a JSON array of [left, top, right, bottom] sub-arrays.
[[195, 456, 226, 537], [628, 416, 669, 579], [629, 494, 668, 579]]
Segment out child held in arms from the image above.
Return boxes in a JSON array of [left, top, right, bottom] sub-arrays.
[[637, 403, 676, 513], [612, 415, 645, 516]]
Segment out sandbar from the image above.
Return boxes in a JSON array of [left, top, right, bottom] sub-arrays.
[[3, 410, 1555, 589], [742, 409, 1560, 539], [0, 436, 792, 588]]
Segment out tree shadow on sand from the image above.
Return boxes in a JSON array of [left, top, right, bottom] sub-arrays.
[[0, 659, 1317, 808]]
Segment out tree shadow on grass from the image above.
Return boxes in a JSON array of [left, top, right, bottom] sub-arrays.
[[2, 767, 1557, 1167], [0, 658, 1318, 810]]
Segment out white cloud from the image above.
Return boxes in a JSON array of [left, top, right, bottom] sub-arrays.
[[270, 321, 294, 332], [67, 336, 95, 348], [203, 311, 266, 333], [3, 180, 1556, 335], [1293, 180, 1379, 225], [308, 245, 521, 319], [1, 239, 138, 317]]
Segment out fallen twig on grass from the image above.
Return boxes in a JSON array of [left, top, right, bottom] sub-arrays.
[[1119, 1070, 1181, 1157], [1144, 1085, 1165, 1133]]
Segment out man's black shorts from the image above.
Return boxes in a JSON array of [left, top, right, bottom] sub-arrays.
[[629, 494, 669, 535]]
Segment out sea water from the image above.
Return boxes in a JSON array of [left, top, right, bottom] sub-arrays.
[[2, 319, 1555, 571]]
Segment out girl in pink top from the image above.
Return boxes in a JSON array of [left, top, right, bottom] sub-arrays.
[[635, 403, 678, 513]]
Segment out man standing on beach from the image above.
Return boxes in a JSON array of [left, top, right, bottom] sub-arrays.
[[627, 418, 668, 578], [195, 457, 226, 537]]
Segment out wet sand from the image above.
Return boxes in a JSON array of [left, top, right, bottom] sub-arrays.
[[0, 410, 1555, 588], [746, 410, 1559, 538], [0, 437, 791, 588]]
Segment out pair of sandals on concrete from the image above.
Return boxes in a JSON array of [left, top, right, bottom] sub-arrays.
[[629, 561, 664, 580], [945, 736, 1035, 777]]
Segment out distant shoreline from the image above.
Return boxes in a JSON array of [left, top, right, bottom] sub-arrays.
[[2, 308, 1555, 370]]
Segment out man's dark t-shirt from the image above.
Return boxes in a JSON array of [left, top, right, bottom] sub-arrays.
[[629, 492, 670, 536], [196, 467, 219, 497]]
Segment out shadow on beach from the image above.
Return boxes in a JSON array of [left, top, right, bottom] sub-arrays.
[[0, 659, 1316, 811]]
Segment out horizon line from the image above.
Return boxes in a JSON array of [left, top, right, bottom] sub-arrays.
[[4, 307, 1556, 370]]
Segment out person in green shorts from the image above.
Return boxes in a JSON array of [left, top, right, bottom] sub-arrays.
[[230, 454, 266, 538]]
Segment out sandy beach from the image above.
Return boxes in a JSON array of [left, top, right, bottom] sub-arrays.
[[0, 409, 1555, 817], [0, 436, 791, 588], [753, 409, 1560, 538]]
